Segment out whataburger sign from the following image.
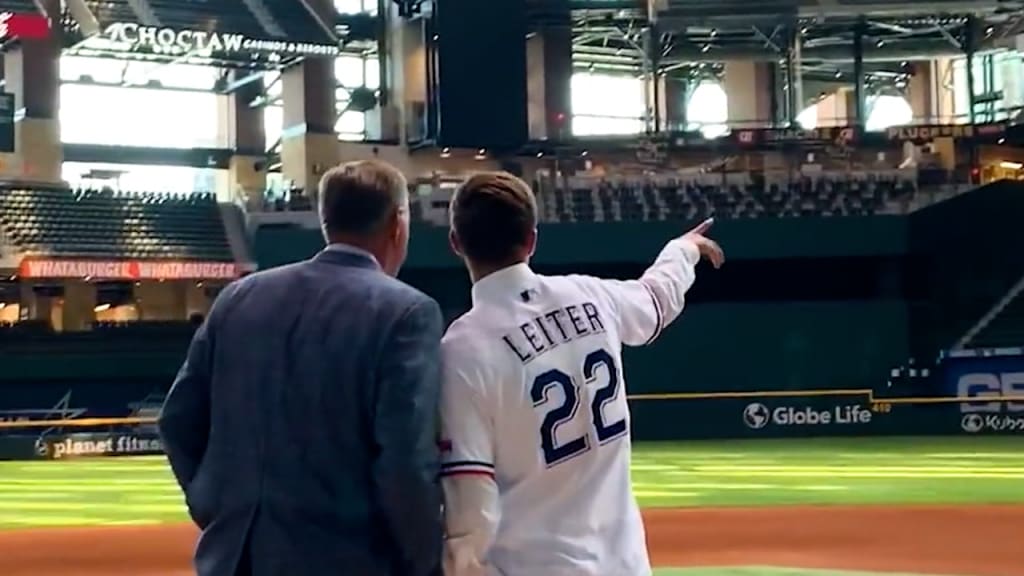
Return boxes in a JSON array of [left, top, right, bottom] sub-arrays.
[[19, 259, 240, 281], [103, 22, 339, 56]]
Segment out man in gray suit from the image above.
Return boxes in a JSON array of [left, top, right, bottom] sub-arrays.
[[159, 160, 443, 576]]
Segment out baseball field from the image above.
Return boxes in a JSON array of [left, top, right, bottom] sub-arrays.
[[0, 436, 1021, 575]]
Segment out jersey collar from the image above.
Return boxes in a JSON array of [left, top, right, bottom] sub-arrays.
[[471, 263, 537, 305]]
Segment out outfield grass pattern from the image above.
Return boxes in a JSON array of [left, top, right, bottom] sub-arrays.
[[2, 437, 1023, 576], [1, 437, 1022, 530]]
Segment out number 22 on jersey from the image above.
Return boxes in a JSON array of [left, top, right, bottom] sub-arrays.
[[530, 348, 628, 467]]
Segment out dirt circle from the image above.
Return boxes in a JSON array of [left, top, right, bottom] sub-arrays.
[[1, 505, 1022, 575]]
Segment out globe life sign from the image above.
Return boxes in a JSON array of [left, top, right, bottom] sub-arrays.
[[103, 22, 339, 56], [743, 402, 873, 430]]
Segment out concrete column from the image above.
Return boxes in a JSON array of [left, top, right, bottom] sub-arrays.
[[61, 280, 97, 332], [660, 75, 688, 131], [221, 71, 267, 204], [908, 61, 936, 124], [816, 88, 851, 127], [281, 56, 338, 194], [853, 18, 866, 130], [724, 61, 774, 127], [2, 0, 61, 182], [134, 281, 186, 321], [185, 282, 211, 318], [19, 284, 51, 323], [527, 24, 572, 141], [785, 27, 804, 125], [933, 57, 957, 123]]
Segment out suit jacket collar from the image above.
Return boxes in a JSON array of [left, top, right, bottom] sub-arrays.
[[313, 243, 381, 271]]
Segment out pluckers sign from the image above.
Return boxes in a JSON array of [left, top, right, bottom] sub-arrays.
[[19, 259, 240, 281], [103, 22, 339, 56]]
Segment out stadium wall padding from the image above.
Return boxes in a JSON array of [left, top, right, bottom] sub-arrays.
[[253, 214, 909, 270]]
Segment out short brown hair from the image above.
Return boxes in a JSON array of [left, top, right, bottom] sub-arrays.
[[450, 171, 537, 265], [318, 160, 408, 237]]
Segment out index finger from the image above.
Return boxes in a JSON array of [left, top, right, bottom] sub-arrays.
[[687, 217, 714, 236]]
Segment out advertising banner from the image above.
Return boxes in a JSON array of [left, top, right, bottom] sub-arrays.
[[19, 258, 239, 280], [35, 432, 163, 460], [0, 12, 50, 41], [940, 353, 1024, 435]]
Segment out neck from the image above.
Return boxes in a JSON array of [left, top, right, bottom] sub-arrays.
[[468, 259, 526, 284], [329, 235, 385, 264]]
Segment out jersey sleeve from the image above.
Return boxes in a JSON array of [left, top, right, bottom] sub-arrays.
[[587, 237, 700, 347], [438, 331, 500, 575], [439, 337, 495, 480]]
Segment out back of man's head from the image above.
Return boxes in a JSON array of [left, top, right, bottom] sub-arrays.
[[318, 159, 408, 240], [450, 171, 537, 268]]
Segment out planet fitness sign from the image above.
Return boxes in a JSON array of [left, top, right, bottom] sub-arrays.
[[104, 22, 339, 56]]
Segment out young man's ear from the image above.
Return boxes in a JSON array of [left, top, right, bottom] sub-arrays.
[[448, 229, 464, 258], [525, 227, 538, 258]]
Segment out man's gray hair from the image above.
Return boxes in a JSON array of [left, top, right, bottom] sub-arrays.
[[318, 160, 409, 237]]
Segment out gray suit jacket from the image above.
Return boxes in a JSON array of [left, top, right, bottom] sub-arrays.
[[159, 246, 444, 576]]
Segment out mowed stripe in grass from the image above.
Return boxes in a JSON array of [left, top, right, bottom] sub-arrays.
[[630, 437, 1024, 508], [1, 437, 1023, 528]]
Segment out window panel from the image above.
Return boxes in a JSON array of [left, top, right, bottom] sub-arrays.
[[571, 73, 645, 118], [264, 71, 283, 99], [865, 95, 912, 132], [126, 62, 219, 90], [334, 0, 364, 13], [571, 115, 643, 136], [336, 110, 366, 134], [364, 58, 380, 90], [60, 56, 126, 84], [60, 84, 221, 148], [62, 162, 214, 195], [264, 105, 283, 150], [335, 55, 365, 88]]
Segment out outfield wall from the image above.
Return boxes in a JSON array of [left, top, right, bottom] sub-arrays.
[[0, 354, 1020, 461]]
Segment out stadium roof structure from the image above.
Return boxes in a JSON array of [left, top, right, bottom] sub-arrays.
[[540, 0, 1024, 82], [4, 0, 358, 70]]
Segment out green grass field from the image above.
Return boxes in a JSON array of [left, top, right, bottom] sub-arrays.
[[1, 436, 1022, 575]]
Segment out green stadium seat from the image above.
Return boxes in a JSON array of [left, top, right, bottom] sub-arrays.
[[0, 187, 234, 262]]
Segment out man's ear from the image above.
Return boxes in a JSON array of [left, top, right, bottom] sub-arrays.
[[525, 227, 538, 258], [448, 229, 463, 257]]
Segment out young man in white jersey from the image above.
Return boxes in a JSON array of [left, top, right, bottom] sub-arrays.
[[439, 172, 724, 576]]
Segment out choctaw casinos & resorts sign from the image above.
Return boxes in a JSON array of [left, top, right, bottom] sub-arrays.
[[103, 22, 339, 57]]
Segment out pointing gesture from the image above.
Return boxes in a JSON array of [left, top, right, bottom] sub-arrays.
[[682, 217, 725, 269]]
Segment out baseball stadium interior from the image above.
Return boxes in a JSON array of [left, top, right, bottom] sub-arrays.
[[1, 0, 1023, 574]]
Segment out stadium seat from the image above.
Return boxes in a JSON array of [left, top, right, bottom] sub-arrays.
[[0, 187, 234, 262]]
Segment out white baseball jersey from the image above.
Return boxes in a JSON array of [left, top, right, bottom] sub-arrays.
[[439, 237, 700, 576]]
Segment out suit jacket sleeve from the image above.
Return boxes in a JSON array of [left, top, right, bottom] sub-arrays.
[[373, 297, 445, 576], [158, 283, 235, 492]]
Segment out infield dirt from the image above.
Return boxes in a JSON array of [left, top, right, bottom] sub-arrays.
[[1, 505, 1021, 576]]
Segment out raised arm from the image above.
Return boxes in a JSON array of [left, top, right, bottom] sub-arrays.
[[588, 218, 724, 346], [373, 298, 445, 576]]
